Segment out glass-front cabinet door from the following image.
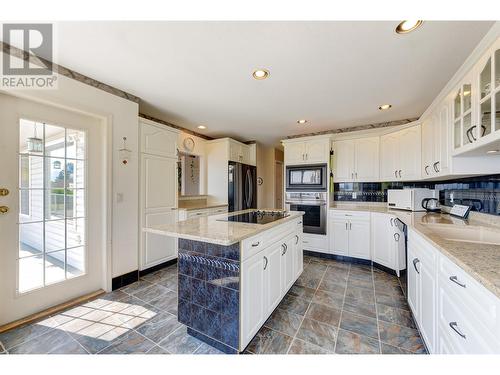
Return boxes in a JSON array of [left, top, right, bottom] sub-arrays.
[[453, 74, 473, 150], [475, 40, 500, 142]]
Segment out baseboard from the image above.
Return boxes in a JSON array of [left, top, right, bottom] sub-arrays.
[[304, 250, 372, 266], [0, 289, 105, 334], [112, 270, 139, 290], [138, 258, 177, 277]]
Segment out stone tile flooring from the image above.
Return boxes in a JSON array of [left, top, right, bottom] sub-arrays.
[[0, 255, 427, 354]]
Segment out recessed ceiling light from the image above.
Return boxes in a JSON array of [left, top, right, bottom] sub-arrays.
[[197, 125, 206, 129], [252, 69, 270, 80], [395, 20, 423, 34], [297, 119, 308, 124], [378, 104, 392, 110], [486, 150, 499, 154]]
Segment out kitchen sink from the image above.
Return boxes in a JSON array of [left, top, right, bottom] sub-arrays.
[[422, 224, 500, 245]]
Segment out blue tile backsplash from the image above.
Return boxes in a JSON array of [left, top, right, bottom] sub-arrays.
[[177, 238, 240, 353], [333, 174, 500, 215]]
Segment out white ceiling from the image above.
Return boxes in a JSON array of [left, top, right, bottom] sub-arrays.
[[53, 21, 494, 145]]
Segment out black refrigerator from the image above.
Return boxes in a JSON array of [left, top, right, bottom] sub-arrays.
[[228, 161, 257, 212]]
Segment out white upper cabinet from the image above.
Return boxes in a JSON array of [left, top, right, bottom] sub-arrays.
[[380, 124, 421, 181], [283, 138, 330, 165], [228, 139, 255, 166], [333, 136, 379, 182], [141, 121, 178, 158], [422, 101, 451, 179], [452, 37, 500, 155]]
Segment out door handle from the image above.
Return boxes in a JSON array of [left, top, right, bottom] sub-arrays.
[[412, 258, 420, 274], [0, 206, 9, 214], [398, 170, 402, 178], [449, 322, 466, 339], [263, 256, 268, 270], [425, 165, 429, 175], [449, 276, 466, 288], [305, 153, 308, 160], [345, 222, 348, 230], [390, 218, 394, 226], [433, 162, 439, 173], [0, 188, 9, 196], [394, 233, 400, 242], [355, 172, 358, 179]]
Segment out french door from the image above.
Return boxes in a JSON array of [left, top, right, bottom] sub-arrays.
[[0, 93, 105, 325]]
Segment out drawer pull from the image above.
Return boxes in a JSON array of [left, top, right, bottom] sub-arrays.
[[251, 241, 260, 247], [449, 322, 466, 339], [449, 276, 466, 288], [295, 235, 299, 245], [412, 258, 420, 274], [263, 256, 268, 270]]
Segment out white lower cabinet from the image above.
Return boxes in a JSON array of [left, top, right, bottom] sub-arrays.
[[371, 213, 406, 275], [329, 211, 370, 259], [408, 229, 500, 354], [240, 219, 303, 350]]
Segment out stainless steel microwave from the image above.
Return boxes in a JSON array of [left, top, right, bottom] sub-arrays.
[[285, 164, 327, 192]]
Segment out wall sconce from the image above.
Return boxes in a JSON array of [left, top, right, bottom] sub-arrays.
[[119, 137, 132, 165]]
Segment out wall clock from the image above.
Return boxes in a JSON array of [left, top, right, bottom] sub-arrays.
[[183, 137, 195, 152]]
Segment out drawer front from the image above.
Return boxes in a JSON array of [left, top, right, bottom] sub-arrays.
[[302, 233, 329, 252], [187, 209, 209, 218], [439, 254, 500, 334], [241, 218, 299, 261], [438, 286, 499, 353], [209, 206, 228, 215], [330, 210, 370, 221]]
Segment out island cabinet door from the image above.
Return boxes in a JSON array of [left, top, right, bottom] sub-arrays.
[[281, 235, 295, 293], [241, 252, 266, 347], [265, 243, 284, 315]]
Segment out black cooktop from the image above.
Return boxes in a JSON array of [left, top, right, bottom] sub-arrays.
[[219, 210, 289, 225]]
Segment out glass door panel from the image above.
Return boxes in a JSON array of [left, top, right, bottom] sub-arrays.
[[480, 57, 492, 99], [454, 120, 461, 149], [463, 113, 473, 145], [480, 97, 492, 137], [495, 49, 500, 89], [495, 91, 500, 132], [463, 84, 472, 112], [18, 119, 87, 293], [454, 90, 461, 119]]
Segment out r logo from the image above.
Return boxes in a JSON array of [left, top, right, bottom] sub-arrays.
[[2, 23, 53, 75]]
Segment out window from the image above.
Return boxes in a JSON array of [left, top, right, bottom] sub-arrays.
[[18, 119, 87, 293]]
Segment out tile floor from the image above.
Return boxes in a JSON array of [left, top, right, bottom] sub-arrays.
[[0, 255, 427, 354]]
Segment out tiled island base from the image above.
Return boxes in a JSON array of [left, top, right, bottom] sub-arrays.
[[177, 239, 241, 353]]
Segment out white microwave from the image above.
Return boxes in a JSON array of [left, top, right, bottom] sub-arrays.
[[387, 188, 436, 211]]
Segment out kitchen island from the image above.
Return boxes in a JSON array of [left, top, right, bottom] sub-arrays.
[[144, 209, 304, 353]]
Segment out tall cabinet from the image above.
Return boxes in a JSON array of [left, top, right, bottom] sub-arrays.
[[139, 119, 180, 270]]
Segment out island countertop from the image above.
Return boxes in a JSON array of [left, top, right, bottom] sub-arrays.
[[144, 209, 305, 246]]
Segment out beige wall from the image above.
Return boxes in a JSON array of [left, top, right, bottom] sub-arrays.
[[256, 144, 284, 209]]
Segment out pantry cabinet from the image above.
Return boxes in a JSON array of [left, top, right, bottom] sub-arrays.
[[283, 137, 330, 165], [380, 124, 421, 181], [333, 136, 379, 182]]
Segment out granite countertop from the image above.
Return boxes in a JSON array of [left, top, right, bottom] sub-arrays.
[[177, 203, 228, 211], [144, 209, 304, 246], [330, 202, 500, 299]]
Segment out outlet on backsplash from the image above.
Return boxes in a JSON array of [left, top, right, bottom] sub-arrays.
[[352, 191, 357, 199]]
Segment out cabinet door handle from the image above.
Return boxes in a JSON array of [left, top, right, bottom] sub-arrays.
[[297, 221, 302, 224], [281, 244, 286, 255], [425, 165, 430, 175], [295, 235, 299, 245], [355, 172, 358, 179], [349, 222, 352, 230], [398, 170, 402, 178], [351, 172, 354, 179], [390, 218, 394, 226], [305, 153, 308, 160], [412, 258, 420, 274], [251, 241, 260, 247], [449, 322, 466, 339], [449, 275, 466, 288], [394, 233, 400, 242], [394, 170, 398, 178], [263, 256, 268, 270], [433, 162, 439, 173], [345, 222, 348, 230]]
